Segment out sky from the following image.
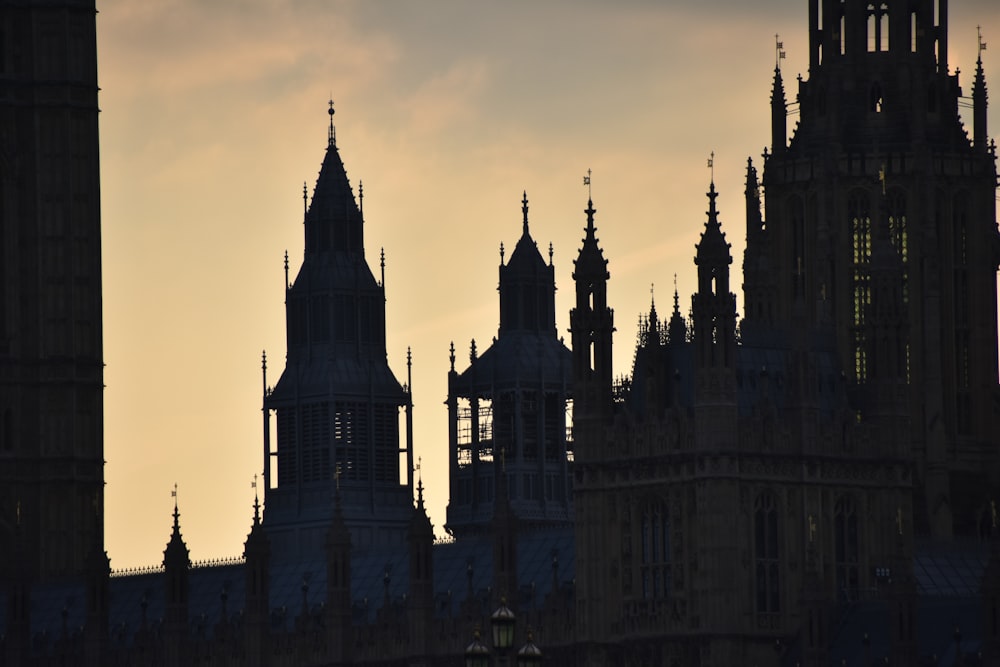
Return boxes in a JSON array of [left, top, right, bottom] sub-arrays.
[[97, 0, 1000, 570]]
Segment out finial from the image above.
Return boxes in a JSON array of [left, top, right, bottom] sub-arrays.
[[775, 34, 786, 69], [171, 483, 179, 527], [380, 247, 385, 288], [327, 98, 336, 147], [449, 341, 456, 372], [583, 168, 592, 200], [499, 241, 505, 263], [521, 191, 529, 236], [252, 475, 260, 524], [284, 250, 290, 290], [407, 346, 412, 371], [302, 181, 308, 219], [673, 273, 680, 313], [707, 151, 715, 185], [415, 457, 424, 507], [359, 180, 364, 218], [548, 242, 553, 266], [979, 25, 988, 61], [470, 338, 477, 362]]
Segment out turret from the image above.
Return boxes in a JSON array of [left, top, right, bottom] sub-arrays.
[[407, 474, 435, 660], [692, 177, 736, 375], [163, 491, 191, 667], [243, 485, 271, 667], [569, 194, 614, 428]]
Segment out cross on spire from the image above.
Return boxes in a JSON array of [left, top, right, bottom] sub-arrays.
[[775, 34, 786, 69]]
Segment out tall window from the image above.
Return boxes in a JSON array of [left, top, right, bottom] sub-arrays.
[[834, 496, 860, 601], [868, 3, 889, 52], [887, 189, 908, 302], [640, 500, 671, 600], [849, 191, 872, 383], [754, 491, 780, 613]]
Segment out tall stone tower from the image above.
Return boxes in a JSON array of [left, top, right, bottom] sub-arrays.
[[261, 105, 414, 560], [743, 0, 1000, 538], [0, 0, 105, 582], [445, 193, 573, 538]]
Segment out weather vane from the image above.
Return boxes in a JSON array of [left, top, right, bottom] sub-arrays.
[[583, 168, 592, 199], [775, 34, 786, 69], [979, 26, 988, 60], [707, 151, 715, 183]]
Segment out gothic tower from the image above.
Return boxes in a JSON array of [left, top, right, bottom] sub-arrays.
[[0, 0, 105, 582], [569, 195, 616, 662], [261, 104, 414, 559], [445, 193, 573, 538], [744, 0, 1000, 538]]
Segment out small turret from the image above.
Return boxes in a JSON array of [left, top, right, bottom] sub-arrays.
[[692, 175, 736, 374], [163, 488, 191, 667], [570, 192, 614, 424], [407, 470, 434, 659], [244, 481, 271, 667]]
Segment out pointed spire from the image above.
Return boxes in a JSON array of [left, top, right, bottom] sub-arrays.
[[668, 273, 687, 344], [252, 475, 261, 526], [521, 191, 529, 237], [647, 283, 659, 338], [771, 39, 788, 153], [974, 26, 989, 150]]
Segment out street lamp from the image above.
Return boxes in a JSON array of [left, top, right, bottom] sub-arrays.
[[490, 598, 516, 653], [465, 627, 490, 667], [516, 628, 543, 667]]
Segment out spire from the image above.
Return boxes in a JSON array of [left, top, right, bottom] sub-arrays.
[[304, 101, 363, 256], [771, 36, 788, 153], [164, 484, 190, 568], [500, 192, 556, 334], [974, 26, 989, 150], [695, 177, 732, 270], [647, 284, 659, 337], [668, 273, 687, 344], [521, 191, 529, 237]]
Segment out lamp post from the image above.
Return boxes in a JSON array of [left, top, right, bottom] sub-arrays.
[[466, 600, 543, 666], [516, 629, 543, 667], [491, 599, 516, 660], [464, 628, 490, 667]]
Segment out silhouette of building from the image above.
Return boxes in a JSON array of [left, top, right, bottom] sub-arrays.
[[445, 193, 574, 539], [0, 1, 105, 585], [2, 0, 999, 665], [260, 102, 415, 560]]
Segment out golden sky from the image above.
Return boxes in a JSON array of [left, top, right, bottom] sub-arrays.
[[97, 0, 1000, 569]]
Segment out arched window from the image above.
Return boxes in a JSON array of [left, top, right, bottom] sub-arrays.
[[754, 491, 780, 613], [834, 496, 860, 601], [639, 499, 671, 600]]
